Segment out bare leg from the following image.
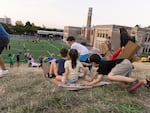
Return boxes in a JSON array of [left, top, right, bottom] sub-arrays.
[[49, 62, 54, 75], [0, 57, 6, 70], [108, 72, 148, 85], [108, 72, 136, 83], [55, 76, 62, 81]]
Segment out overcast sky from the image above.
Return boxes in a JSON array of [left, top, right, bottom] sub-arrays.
[[0, 0, 150, 29]]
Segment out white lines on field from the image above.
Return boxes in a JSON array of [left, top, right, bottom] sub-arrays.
[[47, 42, 60, 51]]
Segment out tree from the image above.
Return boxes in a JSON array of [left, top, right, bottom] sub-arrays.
[[15, 21, 24, 26], [135, 24, 140, 28], [25, 21, 32, 27]]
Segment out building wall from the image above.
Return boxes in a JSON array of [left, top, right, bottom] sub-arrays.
[[137, 28, 150, 55], [0, 17, 11, 24], [63, 26, 81, 42]]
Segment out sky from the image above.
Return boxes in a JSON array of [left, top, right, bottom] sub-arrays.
[[0, 0, 150, 29]]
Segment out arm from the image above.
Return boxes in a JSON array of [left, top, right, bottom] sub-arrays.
[[109, 47, 123, 60], [62, 67, 69, 84], [82, 73, 103, 86], [53, 61, 59, 76], [90, 71, 98, 80], [80, 66, 88, 75]]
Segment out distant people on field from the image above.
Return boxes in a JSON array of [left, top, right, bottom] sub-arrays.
[[28, 55, 40, 67], [28, 55, 39, 67], [8, 44, 11, 50], [16, 52, 21, 67], [8, 53, 14, 68], [24, 49, 30, 61], [38, 55, 44, 68], [0, 24, 10, 77]]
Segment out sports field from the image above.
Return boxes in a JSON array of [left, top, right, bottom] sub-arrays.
[[2, 37, 69, 63]]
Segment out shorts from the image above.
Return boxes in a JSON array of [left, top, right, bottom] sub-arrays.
[[0, 38, 9, 54], [79, 54, 89, 62], [111, 59, 132, 77], [68, 77, 78, 84]]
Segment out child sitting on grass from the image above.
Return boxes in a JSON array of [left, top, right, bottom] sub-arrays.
[[62, 49, 87, 84], [47, 48, 68, 79]]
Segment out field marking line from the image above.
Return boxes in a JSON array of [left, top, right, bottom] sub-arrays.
[[47, 42, 60, 51]]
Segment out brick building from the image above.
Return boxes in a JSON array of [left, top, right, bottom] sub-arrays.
[[63, 8, 150, 56]]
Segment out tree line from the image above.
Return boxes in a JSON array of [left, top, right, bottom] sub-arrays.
[[1, 21, 63, 36]]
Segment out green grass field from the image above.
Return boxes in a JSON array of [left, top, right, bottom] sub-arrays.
[[2, 38, 69, 63]]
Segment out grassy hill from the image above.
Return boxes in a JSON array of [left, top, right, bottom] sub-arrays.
[[1, 38, 150, 113], [0, 62, 150, 112]]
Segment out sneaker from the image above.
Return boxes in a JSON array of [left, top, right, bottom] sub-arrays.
[[45, 73, 50, 78], [2, 70, 9, 75], [128, 80, 143, 93], [49, 74, 55, 78], [45, 73, 55, 78], [0, 70, 3, 78], [145, 78, 150, 88]]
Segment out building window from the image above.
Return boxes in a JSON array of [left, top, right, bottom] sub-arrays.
[[145, 47, 148, 53], [106, 33, 108, 38], [102, 33, 104, 38], [78, 31, 81, 34], [143, 48, 145, 53], [145, 37, 147, 42], [91, 30, 93, 35], [148, 38, 150, 42]]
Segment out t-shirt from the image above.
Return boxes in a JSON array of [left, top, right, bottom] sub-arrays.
[[0, 24, 10, 39], [64, 60, 83, 80], [8, 56, 14, 64], [16, 54, 20, 62], [71, 42, 89, 55], [56, 58, 66, 75], [97, 59, 124, 75]]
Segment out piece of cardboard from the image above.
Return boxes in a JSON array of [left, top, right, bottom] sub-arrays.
[[42, 62, 50, 75], [50, 79, 112, 91], [117, 41, 140, 60], [99, 42, 109, 54]]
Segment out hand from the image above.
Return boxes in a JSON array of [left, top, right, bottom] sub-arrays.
[[81, 81, 90, 86]]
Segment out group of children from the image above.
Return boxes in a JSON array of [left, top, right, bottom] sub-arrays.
[[8, 52, 21, 68], [42, 36, 150, 93]]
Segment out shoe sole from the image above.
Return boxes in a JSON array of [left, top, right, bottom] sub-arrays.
[[128, 81, 143, 93]]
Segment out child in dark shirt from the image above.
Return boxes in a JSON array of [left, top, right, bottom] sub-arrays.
[[16, 52, 21, 67], [82, 54, 150, 93], [47, 48, 68, 81]]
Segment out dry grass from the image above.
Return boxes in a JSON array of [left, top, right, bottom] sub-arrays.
[[0, 62, 150, 113]]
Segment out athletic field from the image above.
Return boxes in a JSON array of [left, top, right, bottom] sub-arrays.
[[2, 38, 69, 63]]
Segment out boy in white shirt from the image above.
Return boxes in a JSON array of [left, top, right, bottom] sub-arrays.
[[66, 36, 89, 62]]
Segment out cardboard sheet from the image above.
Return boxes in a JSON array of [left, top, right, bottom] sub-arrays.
[[50, 79, 112, 91], [117, 41, 140, 60]]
